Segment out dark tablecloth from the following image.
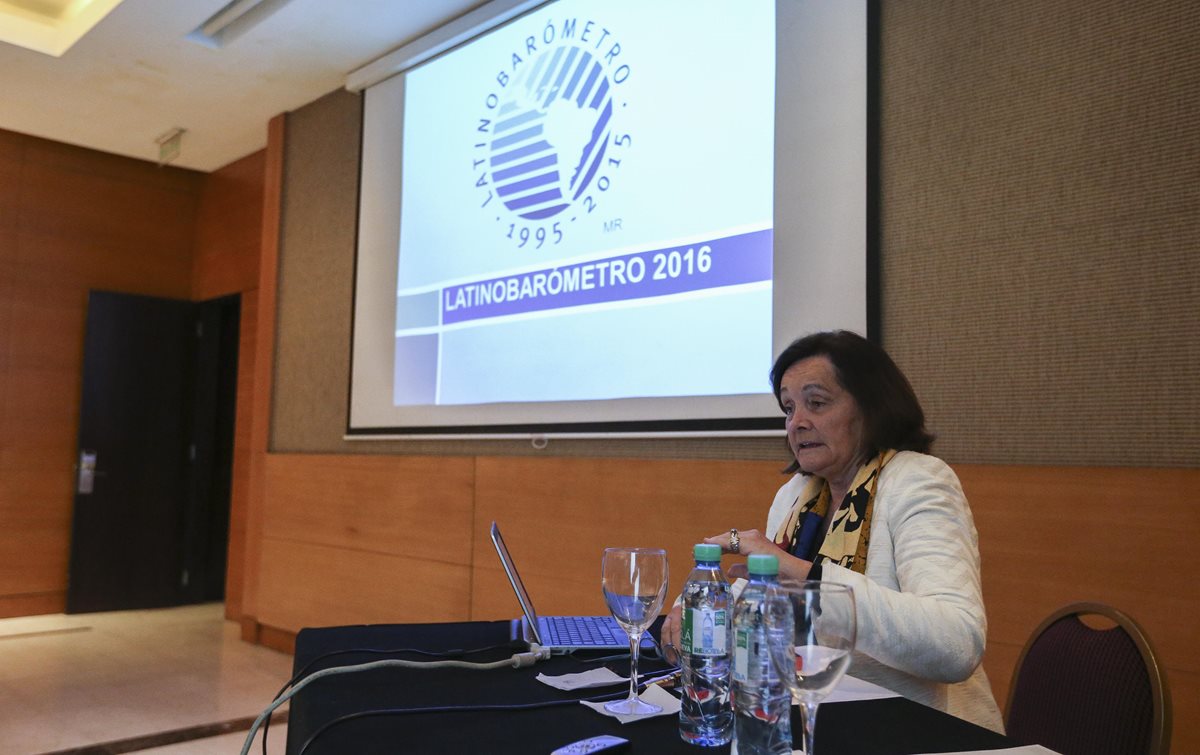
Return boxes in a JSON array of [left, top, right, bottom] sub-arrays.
[[285, 620, 1014, 754]]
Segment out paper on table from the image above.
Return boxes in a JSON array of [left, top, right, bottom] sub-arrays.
[[580, 683, 681, 723], [537, 667, 628, 691], [736, 677, 901, 755], [915, 747, 1061, 755], [747, 745, 1060, 755], [823, 674, 901, 704]]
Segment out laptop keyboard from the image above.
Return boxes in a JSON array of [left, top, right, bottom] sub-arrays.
[[541, 616, 626, 646]]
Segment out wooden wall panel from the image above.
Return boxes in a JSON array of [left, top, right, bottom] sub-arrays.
[[252, 453, 476, 632], [0, 368, 79, 480], [0, 363, 76, 612], [247, 452, 1198, 749], [241, 114, 285, 631], [0, 141, 14, 607], [193, 150, 264, 301], [0, 128, 203, 618], [15, 139, 199, 297], [1165, 671, 1198, 754], [256, 538, 471, 632], [961, 464, 1199, 754], [0, 593, 65, 619], [223, 289, 257, 620], [0, 528, 69, 595], [261, 454, 475, 561], [6, 278, 85, 370], [470, 456, 787, 621], [963, 465, 1199, 672], [2, 272, 86, 574], [0, 133, 17, 248]]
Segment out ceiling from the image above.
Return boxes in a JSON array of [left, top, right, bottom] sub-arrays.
[[0, 0, 486, 171]]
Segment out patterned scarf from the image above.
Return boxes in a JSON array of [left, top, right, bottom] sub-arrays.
[[772, 449, 897, 574]]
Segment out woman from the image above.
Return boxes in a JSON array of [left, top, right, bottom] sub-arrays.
[[662, 330, 1004, 733]]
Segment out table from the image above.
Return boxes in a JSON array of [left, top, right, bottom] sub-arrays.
[[284, 620, 1016, 754]]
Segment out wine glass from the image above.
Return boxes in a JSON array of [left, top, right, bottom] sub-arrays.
[[766, 581, 856, 755], [601, 547, 669, 715]]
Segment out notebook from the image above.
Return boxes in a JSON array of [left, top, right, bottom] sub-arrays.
[[490, 521, 656, 653]]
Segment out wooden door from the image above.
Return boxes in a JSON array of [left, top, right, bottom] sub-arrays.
[[66, 290, 238, 613]]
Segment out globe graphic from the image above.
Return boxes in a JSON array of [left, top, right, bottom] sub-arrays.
[[487, 44, 614, 221]]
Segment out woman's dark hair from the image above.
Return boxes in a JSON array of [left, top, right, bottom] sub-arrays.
[[770, 330, 934, 471]]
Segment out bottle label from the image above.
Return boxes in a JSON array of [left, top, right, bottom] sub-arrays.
[[732, 627, 750, 682], [682, 607, 726, 656], [732, 626, 777, 686]]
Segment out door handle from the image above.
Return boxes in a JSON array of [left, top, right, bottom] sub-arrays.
[[77, 450, 98, 495]]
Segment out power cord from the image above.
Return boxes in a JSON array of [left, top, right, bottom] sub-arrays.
[[239, 645, 552, 755], [260, 642, 515, 754]]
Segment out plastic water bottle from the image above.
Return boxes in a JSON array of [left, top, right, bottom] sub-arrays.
[[732, 553, 792, 754], [679, 543, 732, 746]]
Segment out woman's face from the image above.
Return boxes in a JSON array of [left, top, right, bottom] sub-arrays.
[[779, 355, 866, 489]]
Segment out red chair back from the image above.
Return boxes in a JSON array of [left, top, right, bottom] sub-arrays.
[[1005, 602, 1171, 755]]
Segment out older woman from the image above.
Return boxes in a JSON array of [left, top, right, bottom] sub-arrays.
[[662, 330, 1004, 733]]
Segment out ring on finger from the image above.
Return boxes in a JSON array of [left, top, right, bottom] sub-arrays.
[[729, 528, 740, 554]]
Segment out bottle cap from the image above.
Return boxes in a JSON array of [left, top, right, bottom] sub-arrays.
[[747, 553, 779, 576], [693, 543, 721, 561]]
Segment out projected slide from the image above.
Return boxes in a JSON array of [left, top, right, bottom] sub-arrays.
[[393, 0, 775, 407]]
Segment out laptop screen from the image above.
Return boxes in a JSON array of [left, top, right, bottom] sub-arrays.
[[489, 522, 544, 642]]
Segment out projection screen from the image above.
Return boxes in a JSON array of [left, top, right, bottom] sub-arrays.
[[347, 0, 876, 438]]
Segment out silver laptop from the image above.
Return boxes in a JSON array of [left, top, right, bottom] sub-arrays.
[[490, 521, 655, 653]]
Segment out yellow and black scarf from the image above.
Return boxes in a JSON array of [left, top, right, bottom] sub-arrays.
[[772, 449, 897, 574]]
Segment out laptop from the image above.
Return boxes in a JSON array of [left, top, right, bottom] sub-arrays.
[[490, 521, 656, 654]]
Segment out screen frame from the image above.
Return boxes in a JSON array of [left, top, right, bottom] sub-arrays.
[[343, 0, 881, 440]]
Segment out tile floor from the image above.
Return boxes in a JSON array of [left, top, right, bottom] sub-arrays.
[[0, 603, 293, 754]]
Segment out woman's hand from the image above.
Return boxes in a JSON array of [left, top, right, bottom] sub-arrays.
[[703, 528, 814, 582], [703, 528, 776, 558], [659, 602, 683, 664]]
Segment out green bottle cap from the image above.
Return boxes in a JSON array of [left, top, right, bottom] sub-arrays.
[[694, 543, 722, 561], [747, 553, 779, 576]]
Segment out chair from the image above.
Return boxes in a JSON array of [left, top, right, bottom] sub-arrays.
[[1005, 602, 1171, 755]]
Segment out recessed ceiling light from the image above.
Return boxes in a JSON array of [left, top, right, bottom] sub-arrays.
[[0, 0, 127, 57], [186, 0, 295, 49]]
